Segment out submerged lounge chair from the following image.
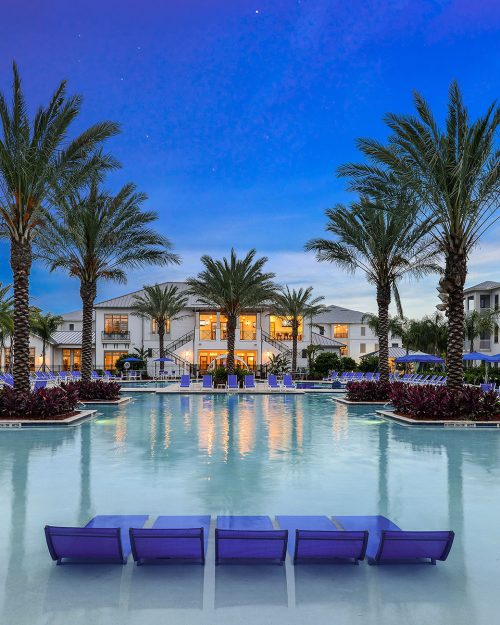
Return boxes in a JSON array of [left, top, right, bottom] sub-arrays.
[[226, 374, 239, 390], [282, 374, 296, 391], [202, 374, 213, 389], [215, 516, 288, 564], [276, 515, 367, 564], [179, 374, 191, 389], [267, 374, 280, 390], [45, 515, 148, 565], [243, 374, 256, 389], [334, 515, 454, 565], [130, 515, 210, 565]]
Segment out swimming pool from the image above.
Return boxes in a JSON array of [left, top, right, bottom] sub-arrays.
[[0, 392, 498, 624]]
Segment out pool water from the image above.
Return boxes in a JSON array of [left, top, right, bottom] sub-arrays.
[[0, 393, 499, 625]]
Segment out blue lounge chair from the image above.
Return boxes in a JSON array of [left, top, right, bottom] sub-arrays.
[[179, 374, 191, 389], [352, 372, 364, 382], [276, 515, 367, 564], [103, 370, 116, 381], [226, 374, 239, 390], [480, 383, 495, 392], [45, 515, 148, 565], [374, 372, 380, 381], [130, 515, 210, 565], [59, 371, 71, 382], [267, 374, 280, 390], [91, 371, 101, 380], [33, 380, 47, 392], [71, 371, 81, 380], [334, 515, 454, 565], [364, 372, 374, 382], [215, 516, 288, 564], [202, 374, 213, 389], [282, 374, 295, 390], [0, 374, 13, 387], [244, 375, 256, 389]]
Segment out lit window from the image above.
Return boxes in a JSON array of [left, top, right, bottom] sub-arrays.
[[333, 324, 348, 339]]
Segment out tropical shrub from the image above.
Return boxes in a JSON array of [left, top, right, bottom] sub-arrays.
[[210, 366, 248, 386], [358, 355, 379, 372], [114, 353, 146, 372], [63, 380, 121, 401], [314, 352, 341, 376], [340, 356, 358, 371], [390, 383, 500, 421], [267, 353, 290, 375], [346, 381, 391, 402], [0, 386, 79, 419]]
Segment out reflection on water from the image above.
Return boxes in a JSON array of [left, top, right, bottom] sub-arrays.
[[1, 394, 500, 624]]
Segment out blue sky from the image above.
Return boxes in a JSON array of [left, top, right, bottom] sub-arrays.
[[1, 0, 499, 317]]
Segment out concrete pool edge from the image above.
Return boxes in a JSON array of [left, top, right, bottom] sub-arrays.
[[0, 409, 98, 428], [377, 409, 500, 428], [82, 397, 133, 405], [335, 398, 390, 406]]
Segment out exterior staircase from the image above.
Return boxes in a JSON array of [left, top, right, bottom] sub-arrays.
[[262, 331, 292, 356], [152, 330, 194, 369]]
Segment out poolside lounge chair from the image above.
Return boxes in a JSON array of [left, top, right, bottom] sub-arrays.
[[71, 371, 81, 380], [244, 374, 256, 389], [179, 374, 191, 389], [103, 370, 116, 381], [32, 380, 47, 392], [58, 371, 71, 382], [352, 372, 364, 382], [215, 516, 288, 564], [334, 515, 454, 565], [130, 515, 210, 565], [202, 375, 213, 389], [480, 383, 496, 392], [91, 371, 101, 380], [276, 515, 367, 564], [282, 374, 295, 391], [226, 374, 239, 390], [374, 372, 380, 381], [364, 372, 374, 382], [0, 374, 13, 387], [267, 374, 280, 390], [45, 515, 148, 565]]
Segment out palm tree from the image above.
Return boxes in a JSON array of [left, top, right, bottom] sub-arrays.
[[0, 283, 14, 371], [272, 286, 326, 372], [36, 179, 180, 381], [304, 343, 323, 374], [361, 312, 405, 340], [338, 82, 500, 389], [306, 197, 439, 383], [0, 63, 119, 394], [464, 309, 498, 353], [30, 312, 63, 371], [131, 284, 188, 370], [186, 249, 276, 374]]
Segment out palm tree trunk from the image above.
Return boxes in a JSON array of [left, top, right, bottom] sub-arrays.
[[377, 283, 391, 384], [445, 252, 467, 390], [158, 319, 165, 371], [10, 239, 32, 396], [42, 340, 46, 371], [80, 281, 96, 382], [226, 314, 237, 374], [292, 318, 298, 372]]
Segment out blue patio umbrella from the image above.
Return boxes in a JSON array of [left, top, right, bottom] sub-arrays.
[[464, 351, 493, 383], [153, 357, 174, 362], [395, 354, 444, 364], [123, 357, 142, 362]]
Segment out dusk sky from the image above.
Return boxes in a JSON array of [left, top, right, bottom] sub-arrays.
[[1, 0, 499, 316]]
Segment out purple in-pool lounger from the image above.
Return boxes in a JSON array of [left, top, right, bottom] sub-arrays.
[[334, 515, 454, 565], [45, 515, 148, 565], [276, 515, 367, 564], [129, 515, 210, 565], [215, 516, 288, 564]]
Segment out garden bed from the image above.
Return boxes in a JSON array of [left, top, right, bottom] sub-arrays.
[[0, 409, 97, 428], [377, 409, 500, 428]]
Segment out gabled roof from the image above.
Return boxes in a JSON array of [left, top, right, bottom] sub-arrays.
[[464, 281, 500, 293], [60, 310, 83, 321], [51, 331, 95, 346], [311, 332, 345, 349], [312, 305, 367, 324], [363, 347, 427, 359], [94, 282, 209, 309]]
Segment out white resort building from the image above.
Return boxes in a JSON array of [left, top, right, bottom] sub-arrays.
[[464, 280, 500, 356], [2, 282, 401, 374]]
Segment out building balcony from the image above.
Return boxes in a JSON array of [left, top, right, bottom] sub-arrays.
[[101, 331, 131, 341]]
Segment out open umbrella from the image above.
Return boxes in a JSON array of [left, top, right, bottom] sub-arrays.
[[464, 352, 493, 383], [122, 357, 142, 362], [153, 357, 174, 362]]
